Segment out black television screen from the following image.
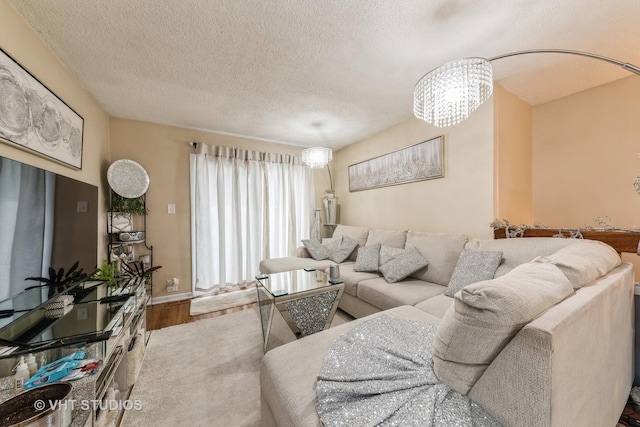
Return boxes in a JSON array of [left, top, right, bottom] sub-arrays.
[[0, 156, 98, 308]]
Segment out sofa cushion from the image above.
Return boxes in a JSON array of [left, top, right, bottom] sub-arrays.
[[301, 239, 331, 260], [414, 293, 453, 319], [445, 249, 503, 297], [354, 244, 381, 272], [332, 224, 369, 261], [328, 236, 359, 263], [433, 262, 574, 395], [405, 231, 468, 286], [379, 247, 428, 283], [532, 240, 621, 289], [357, 277, 445, 310], [379, 245, 405, 265], [322, 237, 342, 254], [334, 263, 380, 297], [464, 237, 577, 270], [365, 229, 407, 249]]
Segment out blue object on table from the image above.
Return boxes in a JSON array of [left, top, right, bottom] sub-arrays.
[[24, 351, 85, 389]]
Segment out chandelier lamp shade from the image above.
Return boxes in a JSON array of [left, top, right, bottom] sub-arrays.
[[302, 146, 333, 169], [413, 49, 640, 128]]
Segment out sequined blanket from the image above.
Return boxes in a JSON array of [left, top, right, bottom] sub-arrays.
[[315, 316, 501, 427]]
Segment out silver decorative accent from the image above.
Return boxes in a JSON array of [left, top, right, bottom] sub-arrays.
[[283, 290, 338, 336], [492, 218, 640, 235], [107, 159, 150, 198], [316, 316, 500, 426]]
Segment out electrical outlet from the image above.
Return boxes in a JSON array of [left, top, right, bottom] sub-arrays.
[[78, 307, 88, 320], [166, 278, 179, 292]]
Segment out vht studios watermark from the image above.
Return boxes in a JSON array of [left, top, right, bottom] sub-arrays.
[[34, 398, 143, 412]]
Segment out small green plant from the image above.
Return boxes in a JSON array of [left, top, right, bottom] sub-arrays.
[[92, 259, 121, 288], [111, 194, 148, 216]]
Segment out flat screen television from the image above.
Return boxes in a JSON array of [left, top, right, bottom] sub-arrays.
[[0, 155, 98, 309]]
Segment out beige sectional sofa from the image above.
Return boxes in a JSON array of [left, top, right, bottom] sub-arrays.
[[258, 225, 634, 426]]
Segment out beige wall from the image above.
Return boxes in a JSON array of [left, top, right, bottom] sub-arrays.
[[0, 0, 110, 264], [493, 84, 533, 224], [109, 118, 313, 298], [334, 99, 494, 238], [533, 75, 640, 270]]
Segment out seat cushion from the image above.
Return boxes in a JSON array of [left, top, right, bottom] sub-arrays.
[[336, 263, 381, 297], [433, 262, 574, 395], [357, 277, 446, 311], [261, 306, 441, 427], [414, 293, 453, 319]]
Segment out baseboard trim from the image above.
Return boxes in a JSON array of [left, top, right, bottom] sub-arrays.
[[150, 292, 193, 305]]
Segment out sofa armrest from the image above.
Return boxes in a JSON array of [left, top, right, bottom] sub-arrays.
[[469, 262, 633, 427], [296, 246, 311, 258]]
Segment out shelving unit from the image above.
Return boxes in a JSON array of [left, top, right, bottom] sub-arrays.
[[107, 191, 154, 305]]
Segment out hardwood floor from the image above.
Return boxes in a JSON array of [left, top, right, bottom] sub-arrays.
[[145, 297, 635, 425], [146, 297, 257, 330]]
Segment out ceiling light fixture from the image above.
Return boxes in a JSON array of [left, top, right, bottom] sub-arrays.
[[301, 146, 333, 169], [413, 49, 640, 128]]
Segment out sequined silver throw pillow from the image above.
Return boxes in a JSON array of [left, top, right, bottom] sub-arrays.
[[354, 244, 381, 272], [302, 239, 330, 260], [379, 247, 428, 283], [329, 236, 359, 263], [445, 249, 503, 297]]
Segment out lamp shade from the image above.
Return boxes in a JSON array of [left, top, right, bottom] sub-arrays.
[[414, 57, 493, 127], [301, 147, 333, 169]]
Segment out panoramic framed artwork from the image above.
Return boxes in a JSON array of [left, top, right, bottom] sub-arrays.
[[348, 136, 444, 192], [0, 47, 84, 169]]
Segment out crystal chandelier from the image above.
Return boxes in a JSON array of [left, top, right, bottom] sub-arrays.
[[301, 147, 333, 169], [414, 58, 492, 127], [413, 50, 640, 128]]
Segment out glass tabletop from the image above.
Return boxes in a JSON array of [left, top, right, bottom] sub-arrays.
[[256, 269, 342, 297]]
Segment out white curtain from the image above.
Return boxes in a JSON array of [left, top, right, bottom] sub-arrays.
[[0, 158, 55, 306], [190, 144, 314, 293]]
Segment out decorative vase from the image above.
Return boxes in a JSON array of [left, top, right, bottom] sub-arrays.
[[311, 208, 322, 242], [323, 192, 338, 226]]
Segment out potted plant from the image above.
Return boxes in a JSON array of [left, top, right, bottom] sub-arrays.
[[92, 259, 121, 289], [119, 260, 162, 288], [110, 194, 148, 216], [25, 261, 88, 298]]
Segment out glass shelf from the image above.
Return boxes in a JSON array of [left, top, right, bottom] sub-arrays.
[[0, 279, 146, 359]]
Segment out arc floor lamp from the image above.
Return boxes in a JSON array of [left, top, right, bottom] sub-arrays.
[[301, 146, 338, 240], [413, 49, 640, 128]]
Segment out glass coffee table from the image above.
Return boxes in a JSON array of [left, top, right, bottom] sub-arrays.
[[255, 269, 344, 352]]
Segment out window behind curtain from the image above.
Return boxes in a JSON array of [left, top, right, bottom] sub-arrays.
[[190, 144, 314, 294]]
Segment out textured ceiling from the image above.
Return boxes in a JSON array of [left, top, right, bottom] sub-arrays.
[[7, 0, 640, 149]]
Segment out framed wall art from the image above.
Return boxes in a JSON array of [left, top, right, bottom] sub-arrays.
[[348, 136, 444, 192], [0, 47, 84, 169]]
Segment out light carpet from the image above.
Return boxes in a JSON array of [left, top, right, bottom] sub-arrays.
[[121, 307, 353, 426], [189, 288, 258, 316]]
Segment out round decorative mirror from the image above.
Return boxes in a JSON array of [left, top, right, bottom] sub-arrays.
[[107, 159, 150, 198]]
